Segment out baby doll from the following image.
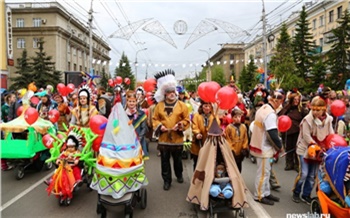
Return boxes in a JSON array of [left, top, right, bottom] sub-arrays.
[[209, 163, 233, 199]]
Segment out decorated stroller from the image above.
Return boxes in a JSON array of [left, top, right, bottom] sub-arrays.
[[310, 146, 350, 217], [0, 107, 55, 180], [44, 125, 98, 206], [187, 119, 249, 218], [91, 103, 148, 218]]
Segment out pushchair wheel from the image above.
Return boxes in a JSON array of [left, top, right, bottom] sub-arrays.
[[238, 208, 245, 217], [250, 155, 256, 164], [44, 162, 53, 170], [124, 212, 133, 218], [140, 188, 147, 209], [15, 166, 25, 180], [310, 197, 321, 215], [206, 212, 217, 218], [58, 197, 65, 206], [65, 198, 71, 206]]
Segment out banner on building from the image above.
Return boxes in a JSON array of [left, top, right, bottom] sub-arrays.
[[6, 7, 13, 60]]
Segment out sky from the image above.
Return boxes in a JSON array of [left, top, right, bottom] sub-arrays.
[[7, 0, 306, 80]]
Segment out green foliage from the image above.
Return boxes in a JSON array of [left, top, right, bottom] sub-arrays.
[[242, 55, 258, 90], [10, 39, 62, 90], [270, 23, 303, 91], [31, 39, 62, 89], [309, 59, 327, 92], [99, 67, 113, 92], [326, 10, 350, 90], [9, 49, 33, 91], [292, 6, 315, 80], [114, 52, 135, 90], [211, 65, 226, 86], [238, 66, 248, 91]]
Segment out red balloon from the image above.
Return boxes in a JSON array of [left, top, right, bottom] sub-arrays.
[[325, 134, 347, 150], [124, 77, 131, 85], [108, 79, 114, 87], [48, 109, 60, 123], [115, 76, 123, 85], [278, 115, 292, 132], [204, 81, 221, 103], [66, 83, 75, 93], [42, 134, 54, 149], [56, 83, 67, 96], [143, 78, 157, 92], [89, 115, 108, 135], [225, 114, 233, 124], [198, 82, 211, 103], [146, 96, 153, 106], [92, 135, 103, 152], [24, 107, 39, 125], [330, 100, 346, 117], [17, 106, 24, 116], [215, 87, 238, 110]]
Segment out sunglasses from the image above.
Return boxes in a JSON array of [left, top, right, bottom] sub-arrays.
[[273, 94, 283, 100]]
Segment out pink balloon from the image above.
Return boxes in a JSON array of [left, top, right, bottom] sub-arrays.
[[215, 87, 238, 110], [278, 115, 292, 132], [330, 100, 346, 117], [24, 107, 39, 125]]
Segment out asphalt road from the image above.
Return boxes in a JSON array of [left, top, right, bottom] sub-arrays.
[[1, 142, 312, 218]]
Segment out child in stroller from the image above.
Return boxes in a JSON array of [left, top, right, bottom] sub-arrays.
[[210, 162, 233, 199]]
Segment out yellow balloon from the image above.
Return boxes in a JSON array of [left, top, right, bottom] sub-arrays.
[[186, 103, 193, 113]]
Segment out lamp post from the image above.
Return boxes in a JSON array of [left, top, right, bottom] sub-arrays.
[[199, 48, 211, 81], [135, 48, 147, 83], [262, 0, 268, 87]]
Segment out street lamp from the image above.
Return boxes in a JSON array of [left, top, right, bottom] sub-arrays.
[[262, 0, 268, 87], [135, 48, 147, 83], [199, 48, 211, 81]]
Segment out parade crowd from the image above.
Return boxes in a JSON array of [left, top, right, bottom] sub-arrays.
[[1, 70, 350, 213]]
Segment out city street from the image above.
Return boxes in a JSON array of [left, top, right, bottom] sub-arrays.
[[1, 142, 311, 218]]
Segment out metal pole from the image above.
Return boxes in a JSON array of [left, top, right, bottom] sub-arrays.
[[199, 48, 211, 81], [262, 0, 268, 87], [88, 0, 94, 75], [135, 48, 147, 83]]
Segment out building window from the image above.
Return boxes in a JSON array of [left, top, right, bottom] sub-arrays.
[[313, 40, 316, 45], [85, 67, 87, 72], [329, 10, 334, 23], [33, 38, 40, 48], [17, 38, 25, 48], [230, 54, 235, 60], [319, 38, 323, 46], [337, 6, 342, 19], [16, 18, 24, 27], [319, 15, 324, 27], [312, 19, 317, 29], [68, 62, 71, 71], [33, 18, 41, 27], [79, 65, 82, 71], [73, 64, 77, 71]]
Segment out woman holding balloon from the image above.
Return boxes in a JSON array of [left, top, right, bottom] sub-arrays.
[[292, 96, 334, 204], [278, 91, 308, 171]]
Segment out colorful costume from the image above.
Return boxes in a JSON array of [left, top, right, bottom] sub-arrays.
[[90, 103, 148, 199]]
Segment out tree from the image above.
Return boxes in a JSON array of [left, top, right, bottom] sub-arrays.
[[114, 52, 135, 90], [9, 49, 33, 91], [270, 23, 304, 91], [326, 10, 350, 90], [31, 39, 62, 89], [238, 66, 249, 91], [292, 6, 315, 80], [246, 55, 258, 88], [99, 67, 113, 92], [310, 59, 327, 92], [211, 65, 226, 86]]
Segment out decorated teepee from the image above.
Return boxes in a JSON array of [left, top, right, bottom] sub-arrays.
[[90, 103, 148, 199]]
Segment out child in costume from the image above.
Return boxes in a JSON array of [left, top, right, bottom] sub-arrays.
[[56, 133, 82, 184], [125, 91, 149, 160], [209, 162, 233, 199], [70, 85, 98, 127], [225, 108, 249, 173]]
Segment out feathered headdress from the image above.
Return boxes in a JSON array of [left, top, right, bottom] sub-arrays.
[[154, 69, 177, 103], [78, 84, 92, 99], [65, 127, 86, 149], [136, 86, 145, 95]]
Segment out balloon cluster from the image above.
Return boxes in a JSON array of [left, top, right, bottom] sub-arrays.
[[56, 83, 75, 97], [108, 76, 131, 87], [197, 81, 238, 110], [142, 78, 157, 106]]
